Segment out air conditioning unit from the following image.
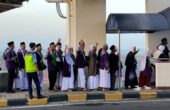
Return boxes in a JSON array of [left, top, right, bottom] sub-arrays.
[[46, 0, 68, 3]]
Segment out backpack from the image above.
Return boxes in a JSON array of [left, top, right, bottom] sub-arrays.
[[3, 48, 8, 60]]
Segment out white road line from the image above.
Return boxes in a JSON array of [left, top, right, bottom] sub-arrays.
[[1, 99, 170, 110]]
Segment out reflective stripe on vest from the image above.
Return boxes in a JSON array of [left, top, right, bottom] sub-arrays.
[[25, 54, 37, 73]]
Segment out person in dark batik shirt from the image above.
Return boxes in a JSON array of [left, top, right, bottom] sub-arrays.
[[6, 41, 18, 93], [35, 43, 46, 88], [17, 42, 28, 91], [46, 42, 58, 90], [54, 39, 64, 91]]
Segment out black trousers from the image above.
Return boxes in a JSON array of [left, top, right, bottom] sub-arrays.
[[48, 69, 57, 90], [7, 69, 16, 92], [110, 71, 116, 90], [27, 73, 41, 97], [125, 69, 138, 88]]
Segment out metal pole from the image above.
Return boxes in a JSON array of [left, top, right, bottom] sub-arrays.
[[118, 30, 121, 91]]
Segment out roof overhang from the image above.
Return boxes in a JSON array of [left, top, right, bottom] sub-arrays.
[[0, 0, 28, 13], [106, 7, 170, 33], [0, 2, 21, 13]]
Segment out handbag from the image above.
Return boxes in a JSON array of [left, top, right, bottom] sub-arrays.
[[129, 72, 135, 80], [41, 62, 47, 70]]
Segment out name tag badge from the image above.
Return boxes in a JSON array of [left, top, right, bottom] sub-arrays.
[[56, 58, 61, 62]]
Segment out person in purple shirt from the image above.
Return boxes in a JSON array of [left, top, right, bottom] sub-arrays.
[[75, 40, 87, 91], [17, 42, 28, 91], [6, 41, 18, 93], [99, 44, 110, 91]]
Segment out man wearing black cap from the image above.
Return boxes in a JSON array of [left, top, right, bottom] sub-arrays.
[[158, 38, 170, 59], [54, 39, 63, 91], [46, 42, 58, 90], [35, 43, 46, 89], [17, 42, 28, 91], [109, 45, 119, 90], [6, 41, 18, 93], [25, 42, 45, 99]]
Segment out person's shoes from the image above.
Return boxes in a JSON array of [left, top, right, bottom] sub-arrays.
[[130, 86, 137, 89], [49, 88, 53, 91], [82, 88, 86, 91], [24, 89, 29, 91], [110, 88, 116, 91], [53, 86, 60, 92], [133, 86, 141, 91], [29, 96, 34, 99], [101, 88, 106, 91], [7, 90, 15, 93], [15, 88, 20, 91], [98, 87, 102, 91], [125, 87, 129, 89], [20, 89, 25, 92], [144, 86, 151, 90], [37, 95, 46, 99]]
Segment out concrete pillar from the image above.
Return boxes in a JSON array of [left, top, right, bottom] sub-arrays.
[[66, 0, 106, 53], [146, 0, 170, 52]]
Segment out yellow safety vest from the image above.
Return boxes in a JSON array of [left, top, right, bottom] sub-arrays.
[[25, 54, 37, 73]]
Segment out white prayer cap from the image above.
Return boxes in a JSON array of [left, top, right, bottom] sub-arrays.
[[68, 45, 72, 49], [89, 43, 94, 51], [65, 45, 72, 54], [103, 44, 108, 50]]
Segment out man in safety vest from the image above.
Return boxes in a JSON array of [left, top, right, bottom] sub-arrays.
[[25, 42, 45, 99]]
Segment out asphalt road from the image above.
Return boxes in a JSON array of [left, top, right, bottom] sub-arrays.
[[2, 99, 170, 110]]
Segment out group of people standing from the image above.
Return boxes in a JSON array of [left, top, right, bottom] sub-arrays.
[[4, 41, 46, 99], [3, 37, 169, 98]]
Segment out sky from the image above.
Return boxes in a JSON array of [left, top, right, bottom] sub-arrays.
[[0, 0, 146, 51]]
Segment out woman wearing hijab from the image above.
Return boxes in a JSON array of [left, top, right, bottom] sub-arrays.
[[61, 46, 75, 91], [125, 47, 139, 89], [139, 49, 152, 90], [87, 43, 99, 90]]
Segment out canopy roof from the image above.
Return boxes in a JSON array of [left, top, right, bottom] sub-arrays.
[[106, 7, 170, 33], [0, 2, 20, 13], [0, 0, 28, 13]]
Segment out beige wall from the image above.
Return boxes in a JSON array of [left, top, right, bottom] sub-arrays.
[[66, 0, 106, 53], [146, 0, 170, 13], [146, 0, 170, 52]]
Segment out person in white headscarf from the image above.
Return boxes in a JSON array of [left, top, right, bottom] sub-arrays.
[[61, 45, 75, 91], [87, 43, 99, 90], [139, 49, 152, 90]]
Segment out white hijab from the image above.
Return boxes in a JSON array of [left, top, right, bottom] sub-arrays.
[[140, 49, 149, 71]]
